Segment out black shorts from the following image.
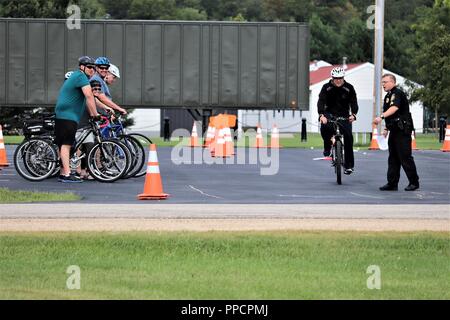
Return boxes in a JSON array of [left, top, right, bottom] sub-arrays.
[[54, 119, 78, 148]]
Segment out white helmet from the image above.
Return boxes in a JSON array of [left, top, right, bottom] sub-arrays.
[[108, 64, 120, 78], [64, 71, 74, 80], [331, 67, 345, 78]]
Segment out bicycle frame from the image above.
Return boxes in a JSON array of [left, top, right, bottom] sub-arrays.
[[328, 117, 348, 185]]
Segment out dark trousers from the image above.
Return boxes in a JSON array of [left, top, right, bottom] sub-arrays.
[[387, 130, 419, 186], [320, 121, 354, 169]]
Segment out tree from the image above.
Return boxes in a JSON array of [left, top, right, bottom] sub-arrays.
[[309, 13, 344, 63], [128, 0, 176, 20], [174, 7, 207, 20], [99, 0, 131, 19], [340, 17, 372, 63], [412, 0, 450, 129], [0, 0, 69, 18]]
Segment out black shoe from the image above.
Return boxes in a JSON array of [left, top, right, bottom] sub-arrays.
[[404, 184, 419, 191], [379, 184, 398, 191], [323, 150, 332, 158], [58, 174, 83, 183]]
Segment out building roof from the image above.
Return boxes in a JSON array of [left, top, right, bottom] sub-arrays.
[[310, 63, 363, 85]]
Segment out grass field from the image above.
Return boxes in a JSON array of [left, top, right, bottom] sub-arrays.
[[0, 231, 448, 299], [4, 133, 443, 149], [0, 188, 80, 203]]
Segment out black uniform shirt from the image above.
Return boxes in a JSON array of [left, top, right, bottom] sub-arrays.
[[317, 80, 359, 118], [383, 86, 410, 128]]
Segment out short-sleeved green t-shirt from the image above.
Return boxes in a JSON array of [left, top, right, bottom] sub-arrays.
[[55, 70, 90, 123]]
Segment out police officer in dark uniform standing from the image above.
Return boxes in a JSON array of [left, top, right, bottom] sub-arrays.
[[373, 74, 420, 191], [318, 66, 358, 174]]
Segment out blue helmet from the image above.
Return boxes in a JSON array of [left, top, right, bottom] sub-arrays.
[[95, 57, 110, 66]]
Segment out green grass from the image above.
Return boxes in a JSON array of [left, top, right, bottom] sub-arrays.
[[0, 231, 448, 299], [4, 133, 443, 149], [0, 187, 80, 203], [3, 136, 24, 144]]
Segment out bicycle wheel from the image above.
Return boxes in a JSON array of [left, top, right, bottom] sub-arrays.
[[127, 133, 153, 177], [87, 139, 130, 183], [119, 135, 145, 178], [14, 138, 58, 181], [334, 140, 343, 185]]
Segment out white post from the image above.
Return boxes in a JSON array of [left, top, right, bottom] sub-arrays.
[[372, 0, 385, 129]]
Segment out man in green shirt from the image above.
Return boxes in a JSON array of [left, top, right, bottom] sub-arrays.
[[55, 56, 99, 183]]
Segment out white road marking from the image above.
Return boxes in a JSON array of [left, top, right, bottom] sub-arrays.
[[188, 185, 224, 199], [279, 194, 341, 199], [350, 192, 384, 199], [313, 157, 332, 161]]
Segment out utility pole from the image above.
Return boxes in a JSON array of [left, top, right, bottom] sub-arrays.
[[372, 0, 385, 124]]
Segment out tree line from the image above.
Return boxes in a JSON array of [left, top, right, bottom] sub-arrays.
[[1, 0, 449, 124]]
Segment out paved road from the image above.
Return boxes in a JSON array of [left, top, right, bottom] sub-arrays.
[[1, 145, 449, 205]]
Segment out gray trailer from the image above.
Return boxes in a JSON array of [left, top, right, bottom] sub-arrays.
[[0, 18, 309, 113]]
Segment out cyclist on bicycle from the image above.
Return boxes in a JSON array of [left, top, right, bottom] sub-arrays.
[[318, 66, 359, 175], [75, 80, 113, 180], [54, 56, 100, 183], [90, 57, 127, 115]]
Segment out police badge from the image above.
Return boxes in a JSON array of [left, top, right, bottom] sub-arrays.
[[390, 94, 396, 105]]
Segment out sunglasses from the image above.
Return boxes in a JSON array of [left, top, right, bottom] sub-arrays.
[[98, 66, 109, 70], [332, 77, 344, 80], [85, 65, 95, 69], [92, 87, 102, 91]]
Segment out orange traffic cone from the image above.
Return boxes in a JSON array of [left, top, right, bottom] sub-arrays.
[[368, 124, 380, 150], [188, 122, 200, 147], [203, 124, 215, 148], [137, 144, 169, 200], [212, 127, 230, 158], [411, 130, 419, 150], [253, 124, 266, 148], [0, 125, 10, 167], [209, 125, 220, 156], [223, 126, 235, 156], [269, 124, 282, 148], [441, 125, 450, 152]]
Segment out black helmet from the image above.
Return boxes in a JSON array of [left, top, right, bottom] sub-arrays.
[[78, 56, 96, 66], [90, 80, 102, 88]]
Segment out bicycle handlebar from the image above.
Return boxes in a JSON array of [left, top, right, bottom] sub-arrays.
[[327, 116, 349, 122]]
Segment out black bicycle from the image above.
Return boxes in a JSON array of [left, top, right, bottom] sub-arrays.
[[14, 117, 131, 182], [327, 117, 348, 185]]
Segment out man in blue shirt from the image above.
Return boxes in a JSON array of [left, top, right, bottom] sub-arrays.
[[54, 56, 100, 183], [90, 56, 127, 115]]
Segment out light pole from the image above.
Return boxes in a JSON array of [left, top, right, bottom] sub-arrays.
[[372, 0, 385, 125]]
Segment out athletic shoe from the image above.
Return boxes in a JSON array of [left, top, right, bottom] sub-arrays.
[[323, 150, 332, 158], [404, 183, 419, 191], [344, 168, 354, 175], [58, 174, 83, 183]]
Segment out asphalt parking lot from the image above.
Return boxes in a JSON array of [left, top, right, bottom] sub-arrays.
[[1, 145, 449, 204]]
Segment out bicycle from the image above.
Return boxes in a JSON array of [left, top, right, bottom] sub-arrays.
[[327, 117, 348, 185], [14, 117, 131, 183], [100, 112, 153, 178]]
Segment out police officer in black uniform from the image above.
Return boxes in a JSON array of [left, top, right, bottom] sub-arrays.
[[318, 66, 358, 174], [373, 74, 420, 191]]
